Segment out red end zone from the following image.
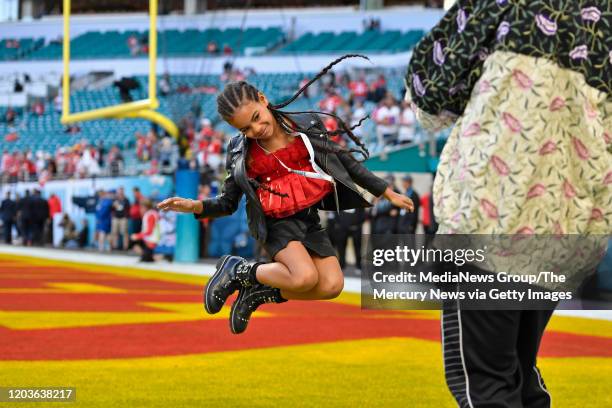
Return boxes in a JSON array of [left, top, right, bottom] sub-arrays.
[[0, 257, 610, 361]]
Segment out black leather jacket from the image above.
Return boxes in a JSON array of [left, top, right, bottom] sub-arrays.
[[195, 112, 389, 243]]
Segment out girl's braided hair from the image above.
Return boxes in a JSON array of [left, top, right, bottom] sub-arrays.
[[216, 54, 372, 197]]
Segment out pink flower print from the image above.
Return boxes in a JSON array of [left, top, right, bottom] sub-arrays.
[[451, 148, 461, 164], [569, 45, 588, 60], [549, 97, 566, 111], [512, 69, 533, 90], [480, 198, 499, 219], [604, 132, 611, 144], [535, 14, 557, 36], [502, 112, 522, 133], [433, 41, 445, 66], [572, 136, 590, 160], [490, 155, 510, 176], [478, 80, 491, 94], [584, 101, 598, 119], [451, 211, 461, 223], [457, 9, 468, 33], [553, 221, 564, 237], [603, 171, 612, 185], [516, 226, 535, 235], [412, 74, 426, 97], [581, 7, 601, 22], [526, 184, 546, 199], [538, 140, 557, 155], [590, 208, 604, 222], [563, 179, 577, 199], [463, 122, 481, 137]]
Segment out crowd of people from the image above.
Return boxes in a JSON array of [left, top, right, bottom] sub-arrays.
[[0, 185, 178, 263], [0, 140, 126, 184]]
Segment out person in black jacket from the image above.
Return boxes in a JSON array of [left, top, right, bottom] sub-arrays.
[[335, 208, 366, 272], [396, 174, 420, 234], [159, 54, 414, 334], [0, 192, 17, 244], [17, 190, 32, 246], [30, 190, 49, 246]]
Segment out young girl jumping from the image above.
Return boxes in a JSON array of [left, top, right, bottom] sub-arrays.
[[158, 54, 414, 334]]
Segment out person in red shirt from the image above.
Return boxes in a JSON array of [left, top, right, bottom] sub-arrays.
[[158, 54, 414, 334], [130, 199, 159, 262], [348, 75, 368, 103]]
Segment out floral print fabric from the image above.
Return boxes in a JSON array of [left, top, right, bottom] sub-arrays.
[[406, 1, 611, 234], [406, 0, 610, 118], [432, 51, 610, 234]]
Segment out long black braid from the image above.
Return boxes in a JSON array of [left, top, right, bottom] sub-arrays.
[[216, 54, 373, 197]]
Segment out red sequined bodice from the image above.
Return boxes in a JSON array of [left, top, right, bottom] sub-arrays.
[[246, 136, 332, 218]]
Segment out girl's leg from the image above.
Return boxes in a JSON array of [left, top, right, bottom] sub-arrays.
[[255, 241, 320, 293], [280, 254, 344, 300]]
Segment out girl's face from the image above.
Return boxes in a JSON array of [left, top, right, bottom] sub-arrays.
[[227, 92, 277, 140]]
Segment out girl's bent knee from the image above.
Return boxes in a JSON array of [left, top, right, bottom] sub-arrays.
[[291, 270, 319, 292]]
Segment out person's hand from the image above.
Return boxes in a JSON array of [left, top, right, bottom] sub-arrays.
[[383, 187, 414, 212], [157, 197, 203, 214], [130, 233, 137, 241]]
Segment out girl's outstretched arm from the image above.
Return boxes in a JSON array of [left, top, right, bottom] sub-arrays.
[[336, 149, 414, 212], [158, 137, 244, 218]]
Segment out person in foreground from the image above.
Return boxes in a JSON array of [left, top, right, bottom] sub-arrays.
[[406, 1, 610, 407], [159, 54, 414, 335]]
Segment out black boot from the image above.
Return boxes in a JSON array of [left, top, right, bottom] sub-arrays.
[[229, 283, 287, 334], [203, 255, 262, 314]]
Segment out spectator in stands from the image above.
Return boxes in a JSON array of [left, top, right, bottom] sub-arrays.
[[96, 140, 106, 168], [76, 146, 101, 178], [398, 99, 417, 145], [95, 190, 113, 252], [159, 73, 171, 96], [206, 40, 219, 55], [130, 198, 159, 262], [319, 88, 343, 113], [349, 74, 368, 104], [158, 137, 177, 175], [4, 107, 16, 125], [108, 145, 124, 177], [0, 192, 16, 244], [31, 99, 44, 116], [374, 93, 401, 148], [127, 35, 140, 55], [350, 99, 368, 140], [368, 73, 387, 103], [396, 175, 420, 234], [53, 94, 62, 114], [222, 43, 233, 55], [111, 187, 130, 251]]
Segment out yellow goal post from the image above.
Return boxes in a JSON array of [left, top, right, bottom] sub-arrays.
[[60, 0, 178, 138]]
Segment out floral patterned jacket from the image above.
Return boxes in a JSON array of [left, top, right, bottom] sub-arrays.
[[405, 0, 611, 235]]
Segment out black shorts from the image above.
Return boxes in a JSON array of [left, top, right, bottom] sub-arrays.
[[264, 206, 337, 260]]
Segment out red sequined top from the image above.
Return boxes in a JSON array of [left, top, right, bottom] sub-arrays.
[[246, 135, 333, 218]]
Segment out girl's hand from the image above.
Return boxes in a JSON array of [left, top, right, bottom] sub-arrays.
[[382, 187, 414, 212], [157, 197, 203, 214]]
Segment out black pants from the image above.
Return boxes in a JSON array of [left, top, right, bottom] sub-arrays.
[[2, 219, 12, 244], [133, 239, 154, 262], [336, 226, 362, 269], [442, 306, 554, 408]]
